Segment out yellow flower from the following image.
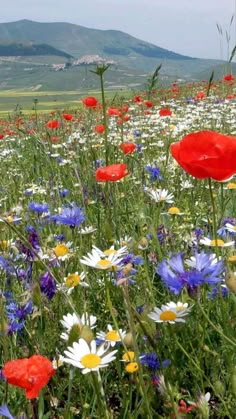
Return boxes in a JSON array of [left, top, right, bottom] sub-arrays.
[[122, 351, 135, 362], [125, 362, 139, 373], [168, 207, 180, 215], [54, 244, 70, 258]]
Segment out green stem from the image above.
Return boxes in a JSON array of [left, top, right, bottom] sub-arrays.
[[208, 178, 219, 258], [122, 284, 153, 419], [91, 372, 110, 419]]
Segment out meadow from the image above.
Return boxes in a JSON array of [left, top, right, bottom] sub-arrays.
[[0, 67, 235, 418]]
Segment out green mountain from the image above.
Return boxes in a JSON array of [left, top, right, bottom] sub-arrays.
[[0, 19, 234, 91], [0, 19, 193, 61]]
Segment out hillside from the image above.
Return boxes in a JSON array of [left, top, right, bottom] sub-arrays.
[[0, 19, 234, 91], [0, 42, 73, 58], [0, 19, 194, 62]]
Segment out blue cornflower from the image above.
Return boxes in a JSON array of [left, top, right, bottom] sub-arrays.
[[54, 233, 65, 241], [119, 253, 144, 266], [208, 285, 229, 299], [51, 203, 85, 228], [157, 252, 224, 295], [28, 202, 49, 214], [40, 272, 56, 300], [6, 300, 33, 335], [0, 256, 14, 274], [145, 165, 163, 181], [157, 225, 170, 245], [140, 352, 160, 370], [0, 404, 14, 419], [59, 188, 70, 198]]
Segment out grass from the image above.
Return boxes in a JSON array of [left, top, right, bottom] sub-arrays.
[[0, 70, 235, 418]]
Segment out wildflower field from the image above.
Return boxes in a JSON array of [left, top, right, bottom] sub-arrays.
[[0, 67, 236, 419]]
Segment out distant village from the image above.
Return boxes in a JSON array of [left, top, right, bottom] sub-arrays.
[[52, 55, 115, 71]]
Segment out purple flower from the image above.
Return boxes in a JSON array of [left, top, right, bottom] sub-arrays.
[[157, 252, 224, 295], [50, 203, 85, 228], [59, 188, 70, 198], [140, 352, 160, 370], [145, 165, 163, 181], [28, 202, 49, 214], [40, 272, 56, 300]]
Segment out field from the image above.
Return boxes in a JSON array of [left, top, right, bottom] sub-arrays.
[[0, 68, 235, 418]]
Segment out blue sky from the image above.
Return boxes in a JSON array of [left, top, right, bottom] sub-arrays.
[[1, 0, 236, 59]]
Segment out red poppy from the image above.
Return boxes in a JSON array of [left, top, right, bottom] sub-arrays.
[[132, 95, 143, 103], [95, 124, 105, 134], [82, 96, 98, 108], [46, 120, 60, 129], [121, 104, 129, 113], [0, 134, 4, 139], [223, 74, 234, 81], [119, 142, 136, 154], [195, 91, 206, 100], [107, 106, 121, 117], [144, 101, 153, 108], [62, 113, 73, 121], [3, 355, 56, 399], [95, 163, 129, 182], [159, 108, 172, 117], [170, 130, 236, 181]]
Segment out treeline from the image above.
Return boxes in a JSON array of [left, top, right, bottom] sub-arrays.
[[0, 43, 73, 58]]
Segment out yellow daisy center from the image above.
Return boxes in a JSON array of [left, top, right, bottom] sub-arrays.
[[80, 353, 101, 369], [160, 310, 177, 321], [228, 255, 236, 262], [6, 216, 14, 223], [105, 330, 120, 341], [226, 182, 236, 189], [168, 207, 180, 215], [104, 248, 117, 256], [54, 244, 70, 257], [210, 239, 225, 247], [122, 351, 135, 362], [125, 362, 139, 373], [96, 259, 113, 269], [65, 273, 81, 288]]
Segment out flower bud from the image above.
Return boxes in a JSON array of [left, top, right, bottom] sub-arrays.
[[123, 332, 134, 347], [225, 272, 236, 293], [79, 325, 94, 344]]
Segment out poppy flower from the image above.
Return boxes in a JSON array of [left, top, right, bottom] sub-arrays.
[[170, 130, 236, 181], [3, 355, 56, 399], [144, 101, 153, 108], [46, 120, 60, 129], [0, 134, 4, 139], [62, 113, 73, 121], [159, 108, 172, 117], [107, 107, 121, 117], [95, 163, 129, 182], [223, 74, 234, 81], [95, 124, 105, 134], [195, 91, 206, 100], [82, 96, 98, 108], [119, 142, 136, 154]]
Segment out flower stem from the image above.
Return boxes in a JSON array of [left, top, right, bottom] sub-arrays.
[[91, 371, 110, 419], [208, 178, 219, 258]]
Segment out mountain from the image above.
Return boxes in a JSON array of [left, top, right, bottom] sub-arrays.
[[0, 19, 193, 62], [0, 19, 234, 91]]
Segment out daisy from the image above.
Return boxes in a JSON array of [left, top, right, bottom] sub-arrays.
[[60, 312, 96, 340], [92, 245, 128, 259], [161, 207, 184, 215], [199, 237, 235, 247], [96, 324, 127, 347], [57, 272, 88, 295], [145, 188, 174, 204], [164, 301, 190, 313], [53, 241, 73, 260], [79, 226, 97, 235], [224, 223, 236, 235], [148, 303, 190, 324], [80, 246, 125, 270], [63, 338, 117, 374]]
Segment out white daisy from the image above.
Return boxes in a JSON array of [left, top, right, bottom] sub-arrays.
[[145, 188, 174, 204], [199, 237, 235, 247], [80, 246, 125, 270], [60, 312, 97, 340], [64, 338, 117, 374], [164, 301, 190, 313], [57, 272, 89, 295], [79, 226, 97, 235], [52, 354, 65, 369], [96, 324, 127, 347], [92, 245, 128, 259], [148, 303, 190, 324], [225, 223, 236, 235]]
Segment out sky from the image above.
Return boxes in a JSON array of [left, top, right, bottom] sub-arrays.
[[0, 0, 236, 59]]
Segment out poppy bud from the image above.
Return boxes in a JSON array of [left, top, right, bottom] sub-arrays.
[[68, 324, 81, 346], [213, 379, 225, 396], [225, 272, 236, 293], [123, 332, 134, 347], [80, 325, 94, 344]]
